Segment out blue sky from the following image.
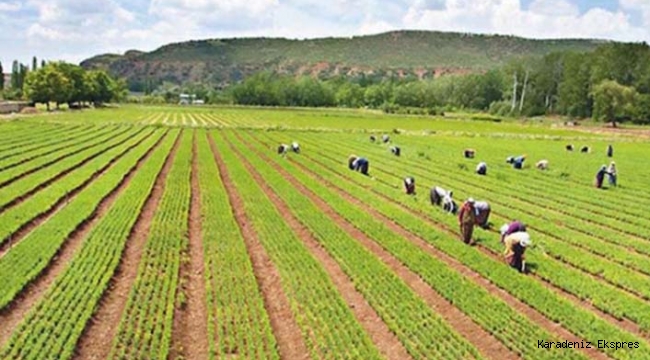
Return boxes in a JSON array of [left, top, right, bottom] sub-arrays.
[[1, 0, 650, 68]]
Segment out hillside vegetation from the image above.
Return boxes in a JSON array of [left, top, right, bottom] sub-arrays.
[[81, 30, 603, 90]]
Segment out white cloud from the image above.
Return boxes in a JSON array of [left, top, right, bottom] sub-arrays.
[[0, 1, 21, 11], [529, 0, 579, 16], [3, 0, 650, 68], [402, 0, 649, 42]]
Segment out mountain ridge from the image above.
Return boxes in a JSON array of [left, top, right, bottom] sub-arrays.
[[80, 30, 608, 91]]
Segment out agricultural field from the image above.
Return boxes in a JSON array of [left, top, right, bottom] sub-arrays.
[[1, 105, 650, 360]]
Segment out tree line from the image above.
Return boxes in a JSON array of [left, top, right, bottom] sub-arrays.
[[1, 58, 126, 110], [225, 42, 650, 124]]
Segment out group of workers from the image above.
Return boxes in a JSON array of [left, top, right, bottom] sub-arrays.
[[278, 142, 301, 155]]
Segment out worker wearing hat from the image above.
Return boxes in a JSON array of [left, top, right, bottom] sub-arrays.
[[504, 231, 532, 273], [458, 197, 476, 245]]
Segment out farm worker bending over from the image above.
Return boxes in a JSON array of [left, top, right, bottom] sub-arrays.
[[291, 142, 300, 153], [513, 155, 526, 169], [503, 232, 531, 273], [458, 198, 476, 244], [370, 135, 376, 142], [476, 162, 487, 175], [473, 201, 491, 229], [430, 186, 448, 206], [277, 144, 289, 155], [595, 165, 607, 188], [382, 134, 390, 143], [607, 161, 617, 186], [500, 221, 526, 243], [607, 144, 614, 157], [390, 146, 401, 156], [536, 160, 549, 170], [348, 155, 370, 175], [404, 176, 416, 195], [464, 149, 475, 158]]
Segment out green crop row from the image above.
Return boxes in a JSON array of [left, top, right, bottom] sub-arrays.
[[340, 137, 650, 299], [253, 130, 650, 359], [0, 125, 98, 170], [0, 128, 156, 248], [295, 132, 650, 331], [211, 131, 384, 359], [230, 130, 580, 359], [196, 131, 280, 360], [401, 134, 650, 226], [0, 124, 84, 154], [0, 125, 135, 189], [109, 131, 192, 360], [0, 130, 177, 360], [0, 128, 166, 309]]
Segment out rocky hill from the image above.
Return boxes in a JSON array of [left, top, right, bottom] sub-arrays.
[[81, 30, 605, 91]]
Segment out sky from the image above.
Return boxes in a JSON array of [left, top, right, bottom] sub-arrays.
[[1, 0, 650, 68]]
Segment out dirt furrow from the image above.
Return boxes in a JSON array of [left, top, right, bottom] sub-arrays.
[[72, 131, 181, 360], [0, 126, 109, 172], [169, 131, 209, 360], [247, 132, 617, 359], [0, 130, 170, 350], [207, 132, 309, 360], [304, 144, 648, 342], [269, 136, 649, 340], [225, 136, 413, 360], [0, 129, 158, 257], [0, 126, 137, 189], [236, 133, 522, 360]]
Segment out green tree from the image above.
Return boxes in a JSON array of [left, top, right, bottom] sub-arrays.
[[32, 56, 38, 71], [24, 65, 73, 110], [591, 80, 637, 125], [0, 61, 4, 91], [558, 52, 592, 118]]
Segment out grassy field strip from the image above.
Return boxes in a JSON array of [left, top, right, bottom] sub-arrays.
[[0, 124, 85, 154], [0, 129, 159, 255], [0, 128, 152, 215], [406, 134, 650, 209], [224, 130, 497, 359], [0, 131, 176, 360], [195, 131, 279, 359], [211, 131, 386, 360], [306, 135, 650, 278], [199, 113, 224, 127], [0, 128, 138, 210], [229, 130, 591, 359], [253, 131, 650, 359], [309, 135, 650, 296], [0, 129, 167, 310], [0, 125, 99, 166], [401, 136, 650, 240], [107, 131, 191, 359], [0, 126, 136, 188], [294, 133, 650, 332], [246, 131, 608, 358]]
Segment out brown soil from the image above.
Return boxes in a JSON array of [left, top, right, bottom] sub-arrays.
[[169, 131, 209, 360], [0, 126, 109, 172], [247, 132, 608, 359], [260, 154, 520, 360], [275, 135, 649, 341], [72, 130, 182, 360], [225, 136, 413, 360], [0, 130, 169, 350], [0, 126, 137, 189], [206, 132, 309, 360], [0, 129, 157, 257]]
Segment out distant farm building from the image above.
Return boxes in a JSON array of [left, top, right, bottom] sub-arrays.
[[179, 93, 204, 105]]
